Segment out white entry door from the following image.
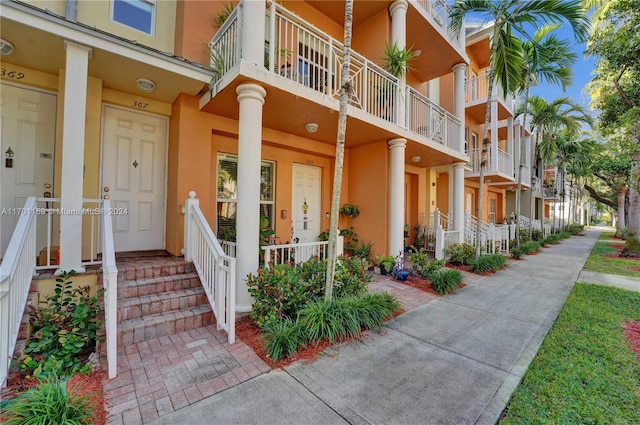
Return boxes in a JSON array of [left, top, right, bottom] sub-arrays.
[[292, 164, 321, 244], [0, 84, 56, 258], [102, 106, 166, 252]]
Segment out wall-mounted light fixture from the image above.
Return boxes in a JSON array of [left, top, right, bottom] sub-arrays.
[[411, 156, 421, 163], [305, 123, 319, 133], [432, 182, 436, 187]]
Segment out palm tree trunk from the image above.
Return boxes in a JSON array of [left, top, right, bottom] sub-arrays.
[[515, 75, 531, 247], [622, 154, 640, 257], [617, 185, 626, 237], [325, 0, 354, 299], [529, 128, 542, 239]]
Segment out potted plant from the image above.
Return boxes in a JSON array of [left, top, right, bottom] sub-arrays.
[[339, 203, 360, 219], [382, 41, 417, 78], [376, 255, 395, 275]]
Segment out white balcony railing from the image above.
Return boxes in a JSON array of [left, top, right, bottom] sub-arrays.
[[468, 148, 513, 176], [497, 149, 512, 176], [183, 192, 235, 343], [208, 1, 463, 153], [415, 0, 462, 48], [465, 72, 512, 107], [407, 87, 461, 150]]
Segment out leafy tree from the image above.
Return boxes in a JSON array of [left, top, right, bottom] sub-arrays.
[[450, 0, 588, 258], [586, 0, 640, 255], [325, 0, 354, 299]]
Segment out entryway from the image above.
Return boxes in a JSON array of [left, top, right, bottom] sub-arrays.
[[101, 106, 167, 252], [291, 164, 321, 243], [0, 83, 56, 258]]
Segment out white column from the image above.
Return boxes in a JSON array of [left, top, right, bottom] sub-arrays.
[[453, 163, 465, 242], [452, 63, 467, 152], [388, 138, 406, 257], [490, 100, 498, 171], [58, 41, 92, 273], [389, 0, 408, 126], [448, 167, 454, 222], [242, 0, 266, 66], [507, 116, 514, 176], [235, 83, 267, 312]]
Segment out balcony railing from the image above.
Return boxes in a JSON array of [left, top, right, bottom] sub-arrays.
[[468, 148, 513, 176], [415, 0, 462, 48], [465, 73, 511, 107], [208, 1, 463, 153], [407, 87, 461, 150]]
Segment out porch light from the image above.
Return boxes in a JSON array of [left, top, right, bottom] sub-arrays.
[[411, 156, 421, 163], [136, 78, 156, 92], [0, 39, 14, 55], [305, 123, 318, 133]]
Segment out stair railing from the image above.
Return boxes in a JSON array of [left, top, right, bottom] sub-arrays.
[[101, 199, 118, 379]]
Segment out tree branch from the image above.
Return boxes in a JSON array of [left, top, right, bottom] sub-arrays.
[[613, 69, 636, 108], [585, 184, 617, 208]]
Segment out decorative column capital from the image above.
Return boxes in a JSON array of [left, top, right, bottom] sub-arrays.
[[236, 83, 267, 104], [63, 40, 93, 58], [453, 162, 466, 171], [452, 63, 467, 73], [388, 138, 407, 149], [389, 0, 408, 15]]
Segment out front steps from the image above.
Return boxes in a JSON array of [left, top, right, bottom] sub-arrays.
[[115, 255, 214, 346]]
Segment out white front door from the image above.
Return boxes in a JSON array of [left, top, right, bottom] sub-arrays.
[[102, 106, 166, 252], [0, 84, 56, 258], [292, 164, 321, 244]]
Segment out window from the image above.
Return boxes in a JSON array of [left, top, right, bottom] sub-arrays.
[[216, 153, 275, 240], [489, 198, 497, 224], [112, 0, 155, 35]]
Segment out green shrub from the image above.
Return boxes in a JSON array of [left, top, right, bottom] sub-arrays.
[[511, 247, 523, 259], [247, 256, 370, 328], [430, 269, 463, 294], [539, 238, 548, 247], [21, 271, 102, 378], [520, 241, 541, 255], [261, 318, 306, 362], [347, 292, 400, 330], [519, 228, 542, 242], [444, 243, 475, 265], [565, 224, 584, 234], [559, 231, 571, 239], [408, 249, 446, 279], [350, 240, 374, 260], [545, 234, 561, 244], [376, 255, 396, 273], [469, 254, 506, 274], [2, 375, 97, 425]]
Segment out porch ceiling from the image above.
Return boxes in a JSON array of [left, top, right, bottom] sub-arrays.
[[465, 99, 511, 123], [465, 171, 515, 184], [0, 18, 210, 103], [305, 0, 391, 28]]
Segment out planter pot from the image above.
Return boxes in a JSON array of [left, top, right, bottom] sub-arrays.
[[380, 267, 389, 276], [394, 270, 409, 282], [374, 266, 381, 274]]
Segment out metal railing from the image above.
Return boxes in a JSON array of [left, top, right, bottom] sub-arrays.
[[0, 197, 37, 387], [101, 200, 118, 380], [208, 1, 464, 153], [415, 0, 462, 47], [465, 72, 510, 106], [183, 192, 236, 344], [407, 87, 461, 150], [497, 149, 512, 176]]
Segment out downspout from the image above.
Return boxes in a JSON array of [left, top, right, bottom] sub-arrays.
[[65, 0, 77, 21]]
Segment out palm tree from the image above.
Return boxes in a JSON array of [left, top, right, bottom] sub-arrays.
[[325, 0, 354, 300], [450, 0, 588, 259], [529, 96, 592, 233], [514, 24, 577, 246]]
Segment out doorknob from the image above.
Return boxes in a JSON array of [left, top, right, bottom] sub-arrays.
[[103, 195, 110, 200]]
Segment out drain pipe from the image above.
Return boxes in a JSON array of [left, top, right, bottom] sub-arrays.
[[65, 0, 77, 21]]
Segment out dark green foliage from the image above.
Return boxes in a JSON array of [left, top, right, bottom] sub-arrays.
[[262, 293, 400, 362], [350, 240, 374, 261], [565, 224, 584, 234], [429, 269, 463, 295], [21, 271, 102, 378], [408, 249, 446, 279], [247, 257, 370, 328], [2, 375, 97, 425], [339, 203, 360, 219], [261, 318, 306, 363], [519, 228, 542, 242], [443, 243, 475, 265], [469, 254, 506, 274], [511, 247, 523, 259], [376, 255, 396, 273], [559, 231, 571, 239], [545, 234, 561, 244], [520, 241, 541, 255]]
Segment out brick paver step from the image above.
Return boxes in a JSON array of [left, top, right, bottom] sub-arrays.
[[116, 258, 194, 282], [117, 272, 201, 300], [118, 287, 208, 320], [118, 304, 214, 346]]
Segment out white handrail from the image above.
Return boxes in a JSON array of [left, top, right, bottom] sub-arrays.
[[101, 199, 118, 380], [0, 197, 37, 387], [262, 237, 343, 267], [184, 192, 236, 344]]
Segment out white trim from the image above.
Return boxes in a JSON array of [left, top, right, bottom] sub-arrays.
[[2, 2, 212, 83], [99, 103, 168, 251], [0, 80, 58, 97]]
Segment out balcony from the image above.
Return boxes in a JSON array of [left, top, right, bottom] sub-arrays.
[[200, 1, 466, 164], [466, 147, 514, 183], [465, 72, 513, 123]]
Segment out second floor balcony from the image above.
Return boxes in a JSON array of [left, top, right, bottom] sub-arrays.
[[465, 72, 513, 123], [199, 0, 466, 163]]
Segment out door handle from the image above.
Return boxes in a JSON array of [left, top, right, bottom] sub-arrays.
[[103, 186, 110, 193]]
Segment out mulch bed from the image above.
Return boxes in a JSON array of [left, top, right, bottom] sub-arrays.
[[447, 263, 505, 277], [623, 321, 640, 361], [400, 273, 465, 294]]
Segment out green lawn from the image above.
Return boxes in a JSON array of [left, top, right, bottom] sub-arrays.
[[583, 233, 640, 278], [500, 284, 640, 424]]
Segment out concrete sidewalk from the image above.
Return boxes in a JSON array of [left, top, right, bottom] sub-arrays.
[[578, 270, 640, 293], [150, 229, 601, 425]]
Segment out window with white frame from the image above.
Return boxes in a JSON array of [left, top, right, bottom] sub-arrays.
[[112, 0, 155, 35], [216, 153, 275, 240]]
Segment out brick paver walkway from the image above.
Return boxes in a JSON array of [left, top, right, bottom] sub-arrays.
[[104, 326, 270, 424]]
